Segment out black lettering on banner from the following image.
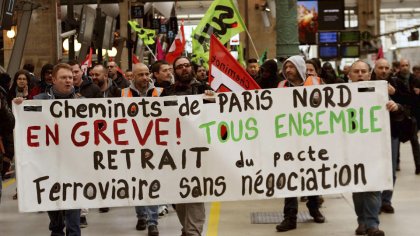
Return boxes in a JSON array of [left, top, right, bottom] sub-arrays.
[[73, 182, 84, 200], [49, 183, 61, 201], [50, 101, 62, 118], [149, 180, 160, 199], [84, 183, 97, 200], [116, 179, 129, 199], [179, 97, 201, 116], [34, 176, 49, 204], [62, 182, 73, 201], [179, 176, 226, 198]]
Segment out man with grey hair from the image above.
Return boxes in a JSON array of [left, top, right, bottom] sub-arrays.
[[349, 60, 400, 236]]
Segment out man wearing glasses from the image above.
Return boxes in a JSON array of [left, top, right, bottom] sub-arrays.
[[107, 61, 130, 89], [161, 56, 212, 236]]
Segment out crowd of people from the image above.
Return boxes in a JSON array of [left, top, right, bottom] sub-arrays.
[[1, 54, 419, 236]]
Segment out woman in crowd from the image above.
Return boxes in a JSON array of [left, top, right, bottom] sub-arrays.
[[7, 69, 31, 105]]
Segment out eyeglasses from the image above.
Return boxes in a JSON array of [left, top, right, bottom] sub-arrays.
[[175, 63, 191, 70]]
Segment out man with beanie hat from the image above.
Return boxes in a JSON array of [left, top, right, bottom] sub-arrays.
[[276, 55, 325, 232]]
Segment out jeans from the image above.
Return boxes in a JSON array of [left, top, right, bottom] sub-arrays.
[[283, 196, 320, 220], [176, 203, 205, 236], [48, 209, 81, 236], [382, 136, 399, 204], [352, 191, 381, 229], [135, 205, 158, 226]]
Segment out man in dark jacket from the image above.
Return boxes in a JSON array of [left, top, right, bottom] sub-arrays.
[[372, 58, 406, 214], [32, 63, 81, 236], [255, 59, 280, 89], [107, 61, 130, 89], [160, 56, 211, 236], [147, 60, 172, 97], [69, 61, 102, 98], [0, 83, 15, 203], [392, 58, 420, 174], [91, 64, 121, 98]]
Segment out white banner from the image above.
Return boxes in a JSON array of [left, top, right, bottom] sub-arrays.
[[13, 81, 392, 212]]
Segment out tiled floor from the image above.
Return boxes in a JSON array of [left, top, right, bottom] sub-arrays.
[[1, 141, 419, 236]]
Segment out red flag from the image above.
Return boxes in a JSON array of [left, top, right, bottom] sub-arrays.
[[209, 34, 261, 92], [156, 38, 165, 60], [132, 54, 140, 64], [376, 46, 384, 60], [81, 47, 93, 75], [116, 66, 126, 79], [165, 21, 185, 64]]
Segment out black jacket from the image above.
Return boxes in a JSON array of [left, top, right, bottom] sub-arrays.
[[75, 79, 102, 98], [160, 79, 211, 96], [0, 86, 15, 173], [113, 72, 130, 89], [392, 72, 419, 113]]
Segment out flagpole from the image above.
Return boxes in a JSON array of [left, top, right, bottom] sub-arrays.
[[141, 39, 157, 61], [244, 27, 259, 59]]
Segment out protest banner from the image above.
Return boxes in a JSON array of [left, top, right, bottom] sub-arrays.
[[13, 81, 392, 212]]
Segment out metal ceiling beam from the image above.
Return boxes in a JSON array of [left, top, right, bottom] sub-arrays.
[[61, 0, 122, 5], [61, 0, 203, 4]]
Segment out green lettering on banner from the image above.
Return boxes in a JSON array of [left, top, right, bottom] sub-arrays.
[[315, 111, 328, 135], [289, 112, 302, 136], [330, 110, 346, 133], [245, 117, 259, 140], [370, 105, 382, 132], [302, 112, 315, 136], [199, 121, 216, 144], [347, 108, 358, 134], [275, 114, 287, 138]]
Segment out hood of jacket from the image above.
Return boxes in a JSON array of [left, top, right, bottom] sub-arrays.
[[128, 80, 155, 97], [282, 55, 306, 85]]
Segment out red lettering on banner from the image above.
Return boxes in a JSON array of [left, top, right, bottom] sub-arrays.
[[71, 122, 89, 147], [46, 124, 59, 145], [132, 119, 153, 145], [94, 120, 112, 145], [155, 118, 169, 145], [27, 126, 41, 147], [114, 118, 129, 145]]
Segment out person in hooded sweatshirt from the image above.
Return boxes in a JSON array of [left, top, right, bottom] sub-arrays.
[[28, 63, 54, 99], [276, 55, 325, 233], [256, 59, 281, 89]]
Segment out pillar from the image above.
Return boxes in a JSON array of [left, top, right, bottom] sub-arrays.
[[276, 0, 300, 60]]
